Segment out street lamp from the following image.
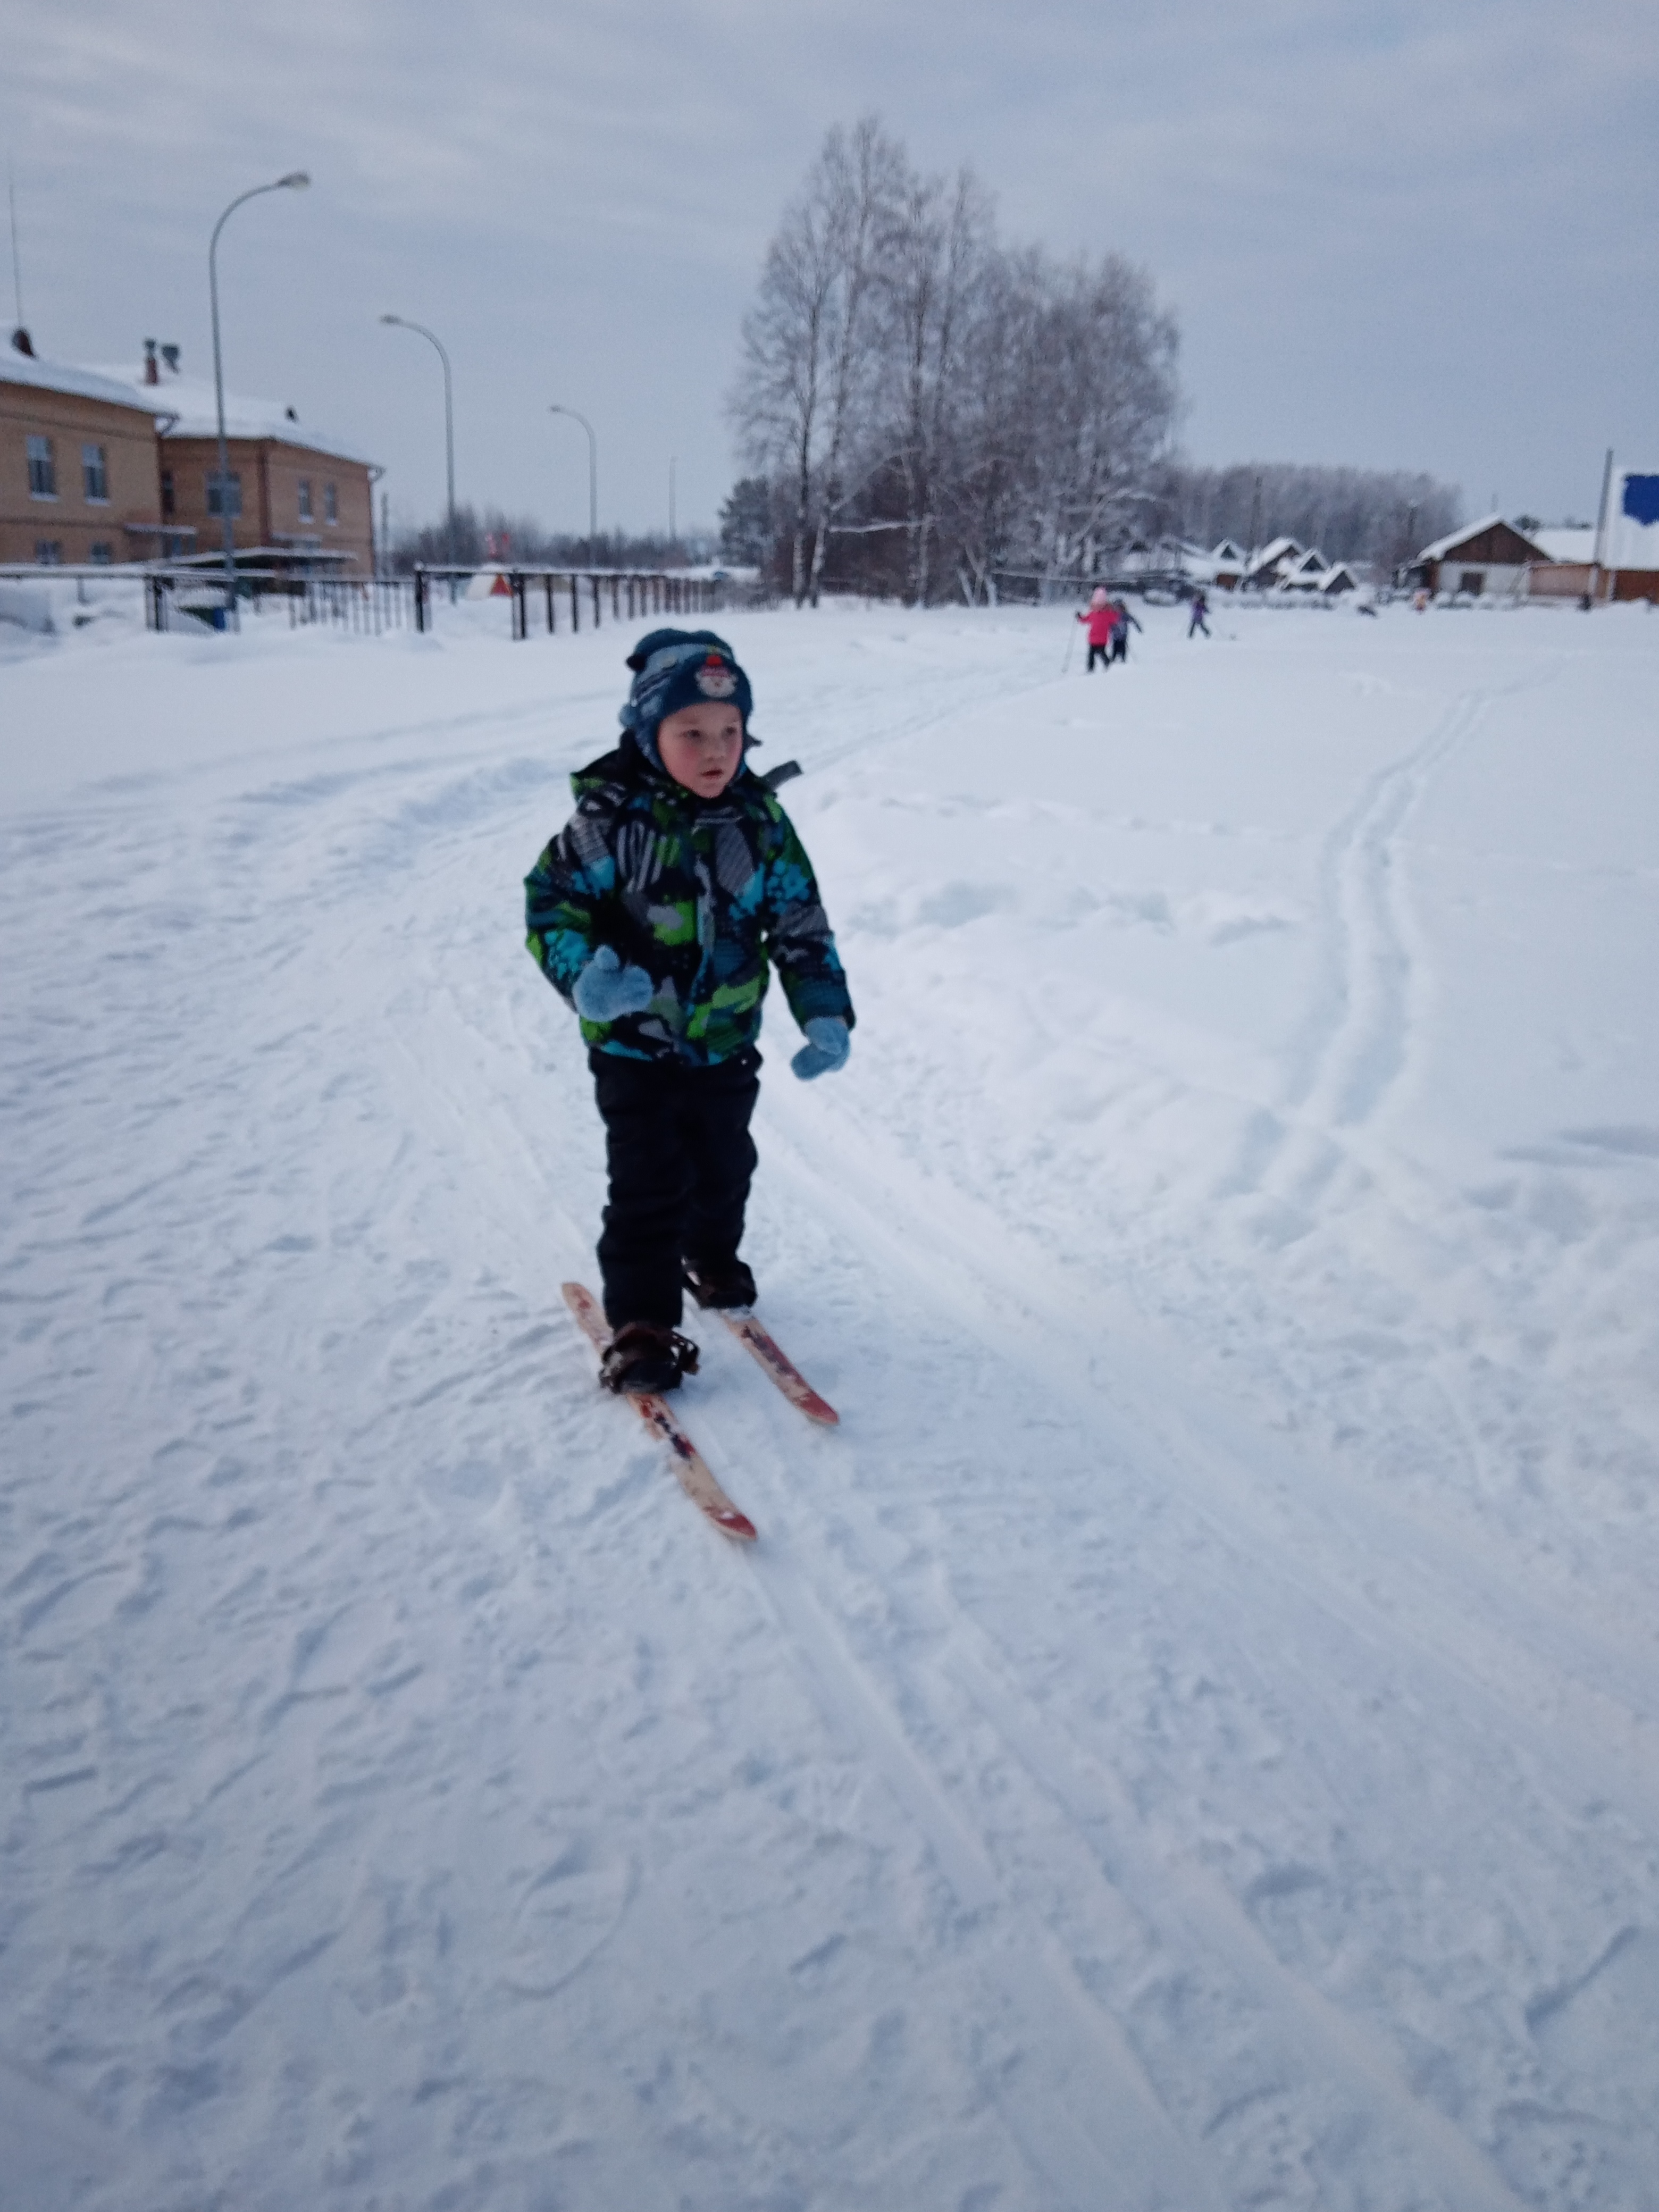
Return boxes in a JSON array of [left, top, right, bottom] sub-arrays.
[[208, 171, 309, 627], [380, 314, 456, 569], [549, 404, 598, 565]]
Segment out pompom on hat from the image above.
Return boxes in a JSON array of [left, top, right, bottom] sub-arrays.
[[618, 629, 754, 772]]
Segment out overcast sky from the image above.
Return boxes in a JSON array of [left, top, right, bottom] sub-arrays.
[[4, 1, 1654, 540]]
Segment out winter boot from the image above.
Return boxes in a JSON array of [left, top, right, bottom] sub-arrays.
[[682, 1256, 758, 1311], [600, 1321, 700, 1395]]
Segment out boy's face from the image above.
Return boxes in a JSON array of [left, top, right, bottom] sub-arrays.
[[656, 701, 744, 798]]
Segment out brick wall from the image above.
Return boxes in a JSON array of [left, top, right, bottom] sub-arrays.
[[162, 436, 375, 574], [0, 381, 163, 565]]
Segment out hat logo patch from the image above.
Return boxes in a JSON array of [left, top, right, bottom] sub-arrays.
[[695, 659, 739, 699]]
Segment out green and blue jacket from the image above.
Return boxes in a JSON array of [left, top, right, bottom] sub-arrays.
[[525, 742, 854, 1066]]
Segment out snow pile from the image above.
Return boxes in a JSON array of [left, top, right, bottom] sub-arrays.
[[3, 599, 1657, 2210]]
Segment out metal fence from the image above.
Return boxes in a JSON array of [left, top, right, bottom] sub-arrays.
[[408, 566, 752, 638], [1, 564, 760, 641]]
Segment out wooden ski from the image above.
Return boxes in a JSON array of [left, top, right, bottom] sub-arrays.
[[711, 1309, 840, 1427], [560, 1283, 757, 1543]]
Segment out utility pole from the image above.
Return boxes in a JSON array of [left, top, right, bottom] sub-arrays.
[[1589, 447, 1615, 607]]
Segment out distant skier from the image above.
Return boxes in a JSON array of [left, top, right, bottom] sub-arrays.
[[1188, 588, 1210, 638], [524, 630, 854, 1395], [1077, 586, 1115, 672], [1109, 597, 1142, 663]]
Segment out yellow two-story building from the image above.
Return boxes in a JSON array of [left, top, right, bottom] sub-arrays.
[[1, 341, 175, 565]]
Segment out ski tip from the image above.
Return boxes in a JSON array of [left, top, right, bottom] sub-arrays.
[[718, 1509, 760, 1542]]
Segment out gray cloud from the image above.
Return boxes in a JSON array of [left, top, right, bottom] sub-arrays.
[[4, 0, 1653, 534]]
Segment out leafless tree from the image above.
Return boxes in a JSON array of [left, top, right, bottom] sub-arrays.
[[731, 120, 1183, 606], [728, 118, 904, 605]]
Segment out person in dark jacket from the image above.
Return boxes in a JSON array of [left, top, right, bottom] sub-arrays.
[[1109, 598, 1142, 662], [525, 630, 853, 1393]]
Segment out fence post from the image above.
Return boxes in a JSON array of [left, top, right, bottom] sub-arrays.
[[544, 574, 555, 633], [591, 574, 601, 628], [414, 568, 429, 633]]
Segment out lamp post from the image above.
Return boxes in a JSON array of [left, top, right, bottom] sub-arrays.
[[380, 315, 456, 569], [549, 404, 598, 565], [208, 171, 309, 627]]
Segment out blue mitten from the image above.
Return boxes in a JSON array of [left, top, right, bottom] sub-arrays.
[[791, 1016, 850, 1082], [573, 944, 655, 1022]]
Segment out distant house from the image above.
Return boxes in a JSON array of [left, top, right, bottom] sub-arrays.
[[1243, 536, 1303, 588], [1, 340, 181, 565], [1409, 516, 1546, 599], [1277, 555, 1356, 597], [1524, 526, 1598, 601], [88, 347, 379, 576]]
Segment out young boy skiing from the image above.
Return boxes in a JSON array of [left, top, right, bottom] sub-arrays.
[[524, 629, 854, 1396], [1109, 597, 1142, 663], [1077, 586, 1115, 672]]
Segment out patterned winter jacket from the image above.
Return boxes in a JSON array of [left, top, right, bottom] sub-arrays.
[[524, 741, 854, 1066]]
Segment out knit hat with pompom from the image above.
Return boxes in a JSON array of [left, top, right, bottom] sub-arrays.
[[618, 630, 754, 771]]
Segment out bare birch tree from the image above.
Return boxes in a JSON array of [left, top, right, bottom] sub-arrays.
[[729, 118, 903, 605], [731, 120, 1183, 605]]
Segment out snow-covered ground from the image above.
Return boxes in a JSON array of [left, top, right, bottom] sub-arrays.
[[4, 591, 1657, 2211]]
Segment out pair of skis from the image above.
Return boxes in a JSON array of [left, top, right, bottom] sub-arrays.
[[561, 1281, 836, 1544]]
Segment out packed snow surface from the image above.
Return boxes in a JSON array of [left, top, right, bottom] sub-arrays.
[[3, 591, 1657, 2210]]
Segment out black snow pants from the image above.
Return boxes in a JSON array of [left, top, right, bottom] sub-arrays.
[[1087, 642, 1111, 672], [590, 1047, 761, 1327]]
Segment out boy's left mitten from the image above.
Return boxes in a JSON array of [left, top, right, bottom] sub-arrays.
[[573, 944, 655, 1022], [791, 1016, 850, 1082]]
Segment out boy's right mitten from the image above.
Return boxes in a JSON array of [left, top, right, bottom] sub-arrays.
[[791, 1016, 850, 1082], [573, 944, 655, 1022]]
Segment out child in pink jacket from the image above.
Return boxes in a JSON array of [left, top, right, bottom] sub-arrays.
[[1077, 588, 1115, 672]]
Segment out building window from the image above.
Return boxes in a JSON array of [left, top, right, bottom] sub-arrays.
[[89, 542, 114, 565], [297, 478, 313, 522], [28, 434, 57, 497], [160, 470, 175, 518], [324, 480, 338, 524], [35, 540, 63, 565], [1460, 569, 1485, 596], [205, 471, 242, 518], [82, 443, 110, 501]]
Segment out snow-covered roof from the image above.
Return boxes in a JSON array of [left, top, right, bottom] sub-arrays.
[[1415, 513, 1547, 565], [1, 346, 167, 417], [1247, 536, 1302, 572], [1532, 526, 1596, 564], [83, 361, 374, 467]]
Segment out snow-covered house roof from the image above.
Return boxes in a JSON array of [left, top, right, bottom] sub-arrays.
[[1212, 539, 1246, 564], [1, 346, 167, 417], [1415, 514, 1547, 566], [84, 361, 373, 467], [1531, 526, 1596, 565], [1244, 537, 1302, 583]]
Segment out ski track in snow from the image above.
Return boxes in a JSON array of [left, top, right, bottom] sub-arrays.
[[3, 602, 1657, 2210]]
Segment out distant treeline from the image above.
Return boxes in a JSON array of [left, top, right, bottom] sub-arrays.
[[1144, 463, 1462, 575], [389, 504, 714, 574]]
